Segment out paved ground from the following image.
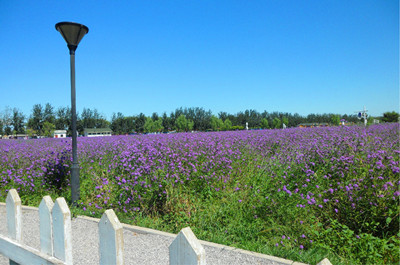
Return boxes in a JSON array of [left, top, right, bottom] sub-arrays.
[[0, 204, 307, 265]]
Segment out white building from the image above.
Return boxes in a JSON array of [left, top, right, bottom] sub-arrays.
[[84, 128, 112, 137], [54, 130, 67, 138]]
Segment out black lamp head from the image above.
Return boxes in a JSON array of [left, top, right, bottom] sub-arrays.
[[56, 22, 89, 53]]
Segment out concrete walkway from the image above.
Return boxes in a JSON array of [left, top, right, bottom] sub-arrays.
[[0, 204, 307, 265]]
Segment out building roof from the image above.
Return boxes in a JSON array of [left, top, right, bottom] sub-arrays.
[[84, 128, 112, 133]]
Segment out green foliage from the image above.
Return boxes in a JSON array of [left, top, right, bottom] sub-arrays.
[[0, 106, 12, 135], [42, 121, 56, 137], [273, 117, 281, 129], [44, 103, 56, 125], [175, 114, 193, 132], [260, 118, 269, 129], [330, 114, 340, 126], [27, 104, 44, 135], [134, 113, 146, 133], [231, 125, 244, 130], [26, 128, 36, 137], [144, 117, 164, 133], [12, 108, 25, 134], [79, 107, 109, 134], [282, 117, 289, 127], [55, 106, 71, 132], [143, 117, 153, 133], [382, 111, 399, 123], [1, 103, 380, 134], [172, 107, 212, 131], [311, 220, 399, 264], [223, 119, 232, 131], [111, 112, 135, 135], [210, 116, 224, 131], [161, 112, 174, 132]]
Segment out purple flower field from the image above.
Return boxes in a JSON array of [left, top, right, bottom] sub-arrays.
[[1, 123, 399, 264]]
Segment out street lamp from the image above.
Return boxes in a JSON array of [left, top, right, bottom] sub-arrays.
[[55, 22, 89, 204]]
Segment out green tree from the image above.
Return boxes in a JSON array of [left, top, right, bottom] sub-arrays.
[[273, 117, 281, 129], [223, 119, 232, 131], [188, 120, 194, 131], [80, 108, 109, 132], [26, 128, 36, 137], [44, 103, 56, 125], [382, 111, 399, 123], [1, 106, 12, 135], [0, 119, 3, 135], [189, 107, 212, 131], [367, 116, 374, 125], [81, 108, 96, 129], [134, 113, 146, 133], [151, 112, 159, 121], [43, 121, 56, 137], [175, 115, 193, 132], [12, 108, 25, 134], [154, 118, 163, 132], [144, 118, 164, 133], [175, 114, 187, 132], [260, 118, 269, 129], [331, 114, 340, 126], [162, 112, 173, 132], [144, 117, 154, 133], [111, 113, 135, 135], [28, 104, 44, 135], [210, 116, 224, 131], [282, 116, 289, 128], [55, 107, 71, 131]]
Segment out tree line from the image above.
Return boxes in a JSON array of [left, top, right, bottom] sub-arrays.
[[0, 103, 398, 136]]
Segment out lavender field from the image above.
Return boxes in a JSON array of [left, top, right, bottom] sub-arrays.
[[1, 124, 399, 264]]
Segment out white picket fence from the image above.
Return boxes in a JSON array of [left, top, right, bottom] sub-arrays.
[[0, 189, 206, 265]]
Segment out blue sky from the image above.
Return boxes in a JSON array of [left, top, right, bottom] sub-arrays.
[[0, 0, 398, 119]]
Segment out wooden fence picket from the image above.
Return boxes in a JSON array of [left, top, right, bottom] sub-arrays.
[[99, 209, 124, 265], [52, 197, 72, 265], [39, 195, 54, 256], [169, 227, 206, 265], [6, 189, 22, 265], [6, 189, 22, 241]]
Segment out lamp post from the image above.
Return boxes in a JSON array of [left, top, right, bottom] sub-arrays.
[[55, 22, 89, 204]]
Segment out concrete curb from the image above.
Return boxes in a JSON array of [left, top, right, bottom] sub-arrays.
[[0, 202, 308, 265]]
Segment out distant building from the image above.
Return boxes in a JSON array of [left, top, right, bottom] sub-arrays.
[[15, 134, 29, 139], [297, 123, 329, 128], [84, 128, 112, 137], [54, 130, 67, 138], [1, 134, 29, 139]]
